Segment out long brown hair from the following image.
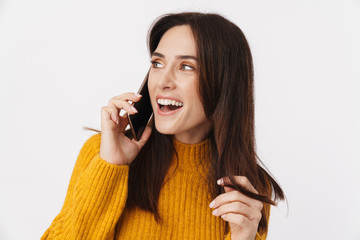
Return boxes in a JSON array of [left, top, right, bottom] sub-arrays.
[[85, 12, 285, 235]]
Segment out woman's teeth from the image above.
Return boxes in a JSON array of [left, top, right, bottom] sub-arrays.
[[157, 98, 183, 107]]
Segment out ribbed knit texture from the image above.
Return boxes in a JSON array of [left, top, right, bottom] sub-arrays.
[[41, 133, 269, 240]]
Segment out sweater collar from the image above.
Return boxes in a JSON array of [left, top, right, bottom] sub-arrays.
[[172, 137, 211, 171]]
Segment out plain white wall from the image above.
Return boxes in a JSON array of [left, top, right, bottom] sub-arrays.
[[0, 0, 359, 239]]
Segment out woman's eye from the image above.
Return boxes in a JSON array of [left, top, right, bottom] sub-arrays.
[[150, 60, 163, 68], [181, 64, 194, 70]]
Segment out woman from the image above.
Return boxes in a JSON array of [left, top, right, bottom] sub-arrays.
[[42, 12, 285, 240]]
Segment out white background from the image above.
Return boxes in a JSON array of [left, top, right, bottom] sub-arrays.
[[0, 0, 359, 239]]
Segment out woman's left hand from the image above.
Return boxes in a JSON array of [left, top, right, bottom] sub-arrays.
[[209, 176, 263, 240]]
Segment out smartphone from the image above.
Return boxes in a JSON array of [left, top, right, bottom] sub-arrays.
[[128, 73, 153, 141]]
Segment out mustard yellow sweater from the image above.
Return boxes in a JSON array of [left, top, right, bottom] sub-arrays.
[[41, 133, 269, 240]]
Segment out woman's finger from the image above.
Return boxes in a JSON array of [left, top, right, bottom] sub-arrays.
[[209, 190, 263, 211], [212, 201, 257, 220], [220, 212, 253, 229], [105, 92, 142, 123], [133, 126, 152, 149], [108, 98, 138, 116], [101, 106, 118, 124], [112, 92, 142, 102], [101, 106, 129, 130]]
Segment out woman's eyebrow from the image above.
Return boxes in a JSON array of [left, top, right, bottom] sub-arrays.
[[152, 52, 198, 62]]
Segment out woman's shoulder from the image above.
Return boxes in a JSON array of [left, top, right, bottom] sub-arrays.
[[77, 132, 102, 157], [83, 132, 101, 149], [71, 133, 102, 172]]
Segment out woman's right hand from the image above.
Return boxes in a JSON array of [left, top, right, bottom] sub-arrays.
[[99, 92, 152, 166]]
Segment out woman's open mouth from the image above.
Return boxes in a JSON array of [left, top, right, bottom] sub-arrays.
[[157, 98, 183, 114]]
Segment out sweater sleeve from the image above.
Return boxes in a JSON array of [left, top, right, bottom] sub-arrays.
[[41, 133, 129, 240], [223, 202, 271, 240]]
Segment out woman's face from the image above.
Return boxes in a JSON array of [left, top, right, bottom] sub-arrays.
[[148, 25, 211, 144]]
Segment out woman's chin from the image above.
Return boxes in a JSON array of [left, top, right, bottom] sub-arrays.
[[154, 121, 177, 135], [155, 126, 175, 135]]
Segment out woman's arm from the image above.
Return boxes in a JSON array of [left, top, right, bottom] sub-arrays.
[[41, 133, 129, 240]]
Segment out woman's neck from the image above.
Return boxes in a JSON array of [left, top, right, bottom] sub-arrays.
[[173, 123, 212, 144]]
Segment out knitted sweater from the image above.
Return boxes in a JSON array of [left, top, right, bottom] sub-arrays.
[[41, 133, 269, 240]]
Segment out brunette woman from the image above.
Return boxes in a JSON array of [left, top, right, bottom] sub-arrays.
[[42, 12, 284, 240]]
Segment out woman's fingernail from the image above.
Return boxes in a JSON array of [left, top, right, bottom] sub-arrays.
[[131, 106, 138, 113], [221, 214, 226, 219], [209, 200, 215, 208], [217, 179, 222, 185], [134, 93, 142, 97], [212, 209, 217, 215]]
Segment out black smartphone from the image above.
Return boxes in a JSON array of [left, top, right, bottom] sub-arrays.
[[128, 73, 153, 141]]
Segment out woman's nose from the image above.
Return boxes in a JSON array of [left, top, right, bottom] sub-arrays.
[[157, 66, 176, 90]]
